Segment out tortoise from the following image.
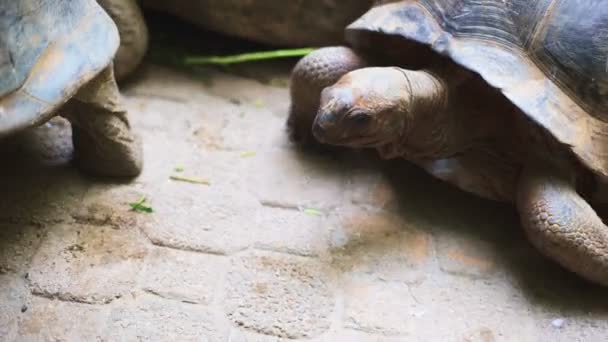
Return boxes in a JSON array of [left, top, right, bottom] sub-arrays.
[[0, 0, 142, 177], [287, 0, 608, 286], [141, 0, 374, 48], [97, 0, 374, 81]]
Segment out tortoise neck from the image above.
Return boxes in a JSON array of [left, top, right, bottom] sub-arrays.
[[377, 68, 452, 160], [396, 68, 448, 135], [400, 69, 448, 134]]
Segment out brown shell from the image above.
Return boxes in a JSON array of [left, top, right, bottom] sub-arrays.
[[142, 0, 373, 47], [345, 0, 608, 179]]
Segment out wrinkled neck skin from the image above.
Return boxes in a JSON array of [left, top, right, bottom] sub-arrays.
[[377, 68, 453, 160]]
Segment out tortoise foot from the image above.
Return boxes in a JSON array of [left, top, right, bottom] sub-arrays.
[[62, 65, 143, 178], [287, 46, 367, 146], [70, 115, 143, 178], [517, 160, 608, 286]]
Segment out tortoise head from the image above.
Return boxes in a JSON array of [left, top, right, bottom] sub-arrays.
[[312, 67, 410, 148]]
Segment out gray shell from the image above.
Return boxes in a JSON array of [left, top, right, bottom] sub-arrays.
[[345, 0, 608, 179], [0, 0, 119, 136]]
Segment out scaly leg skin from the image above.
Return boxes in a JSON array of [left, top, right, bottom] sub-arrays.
[[61, 65, 143, 177], [97, 0, 148, 81], [287, 46, 367, 146], [517, 160, 608, 286]]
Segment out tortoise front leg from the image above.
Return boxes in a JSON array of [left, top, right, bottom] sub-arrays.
[[97, 0, 148, 81], [288, 46, 367, 146], [517, 160, 608, 286], [61, 64, 143, 177]]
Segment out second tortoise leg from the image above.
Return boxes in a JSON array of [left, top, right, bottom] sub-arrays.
[[60, 64, 143, 178], [288, 46, 367, 146], [97, 0, 148, 81]]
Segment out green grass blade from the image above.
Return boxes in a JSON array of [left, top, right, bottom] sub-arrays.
[[184, 48, 316, 66]]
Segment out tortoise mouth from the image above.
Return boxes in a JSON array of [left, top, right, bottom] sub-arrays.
[[313, 112, 383, 147], [313, 127, 381, 147], [345, 135, 384, 147]]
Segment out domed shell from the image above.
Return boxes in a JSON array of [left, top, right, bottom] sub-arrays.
[[345, 0, 608, 179], [0, 0, 119, 137], [142, 0, 373, 47]]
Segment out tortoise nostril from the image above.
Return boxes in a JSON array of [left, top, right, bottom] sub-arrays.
[[312, 122, 326, 139], [317, 111, 337, 126]]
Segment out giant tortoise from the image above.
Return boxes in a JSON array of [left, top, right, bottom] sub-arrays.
[[288, 0, 608, 286], [141, 0, 374, 47], [100, 0, 374, 80], [0, 0, 142, 177]]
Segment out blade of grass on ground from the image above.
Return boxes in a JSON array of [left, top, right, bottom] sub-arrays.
[[184, 48, 316, 66]]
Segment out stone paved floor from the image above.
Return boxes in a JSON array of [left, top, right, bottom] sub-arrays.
[[1, 63, 608, 342]]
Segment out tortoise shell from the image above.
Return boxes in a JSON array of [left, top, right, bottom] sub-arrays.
[[344, 0, 608, 179], [142, 0, 374, 47], [0, 0, 119, 137]]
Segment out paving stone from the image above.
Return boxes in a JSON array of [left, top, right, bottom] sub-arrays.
[[162, 149, 255, 189], [248, 148, 346, 209], [217, 105, 291, 151], [435, 232, 501, 279], [227, 329, 280, 342], [224, 250, 336, 339], [329, 207, 432, 283], [0, 224, 44, 274], [28, 223, 148, 304], [420, 277, 538, 342], [253, 206, 326, 256], [199, 67, 291, 116], [460, 328, 507, 342], [520, 272, 608, 342], [343, 280, 426, 336], [130, 142, 254, 189], [125, 68, 275, 153], [72, 184, 147, 229], [535, 315, 608, 342], [345, 168, 398, 210], [134, 138, 196, 184], [132, 81, 288, 153], [17, 296, 109, 341], [341, 276, 539, 341], [142, 182, 259, 254], [106, 294, 229, 341], [125, 96, 201, 139], [138, 246, 228, 304], [322, 329, 416, 342], [123, 65, 216, 105], [0, 276, 29, 342], [189, 116, 230, 152], [135, 137, 255, 188], [0, 167, 87, 225], [0, 117, 89, 226]]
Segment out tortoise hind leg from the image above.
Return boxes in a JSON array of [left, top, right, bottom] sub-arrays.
[[288, 46, 367, 146], [61, 65, 143, 177], [97, 0, 148, 81], [517, 159, 608, 286]]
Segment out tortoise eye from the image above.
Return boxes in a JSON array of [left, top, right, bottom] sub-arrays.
[[350, 111, 371, 125]]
